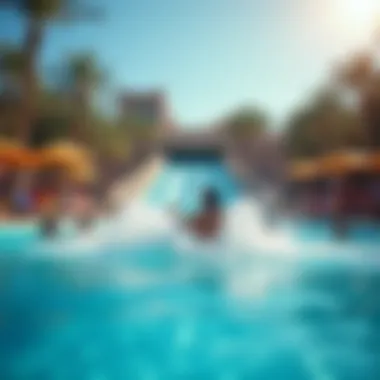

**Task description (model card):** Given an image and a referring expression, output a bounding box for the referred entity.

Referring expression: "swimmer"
[77,207,96,231]
[40,199,59,238]
[178,188,223,240]
[75,194,96,231]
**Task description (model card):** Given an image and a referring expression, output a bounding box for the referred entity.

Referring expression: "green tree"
[284,89,366,159]
[0,0,102,144]
[284,108,322,159]
[91,116,131,160]
[0,45,25,137]
[63,52,104,143]
[117,116,159,158]
[0,44,25,96]
[337,51,380,148]
[29,89,72,147]
[223,106,268,140]
[120,117,157,140]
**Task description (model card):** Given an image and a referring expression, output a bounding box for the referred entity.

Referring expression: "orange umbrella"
[0,139,42,169]
[289,160,321,182]
[0,139,25,164]
[14,151,43,169]
[40,141,91,165]
[317,151,370,177]
[39,141,96,183]
[367,152,380,172]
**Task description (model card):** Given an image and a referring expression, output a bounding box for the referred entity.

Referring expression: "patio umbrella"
[0,138,42,169]
[289,160,321,182]
[317,151,370,178]
[0,138,25,165]
[39,141,96,183]
[367,152,380,172]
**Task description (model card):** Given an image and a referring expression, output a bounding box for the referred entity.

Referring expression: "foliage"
[0,44,27,97]
[0,0,102,145]
[63,53,104,93]
[0,46,157,160]
[284,89,367,159]
[62,52,104,142]
[119,117,158,141]
[223,107,268,140]
[1,0,101,22]
[90,116,131,160]
[337,50,380,148]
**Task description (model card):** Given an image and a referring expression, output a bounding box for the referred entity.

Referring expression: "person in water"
[76,195,96,231]
[40,199,59,238]
[184,188,223,240]
[331,180,348,240]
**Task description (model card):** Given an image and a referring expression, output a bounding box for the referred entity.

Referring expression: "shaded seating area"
[0,139,96,219]
[287,151,380,221]
[286,160,326,217]
[0,139,43,217]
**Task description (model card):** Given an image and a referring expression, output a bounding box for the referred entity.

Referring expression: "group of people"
[39,186,225,241]
[40,191,97,238]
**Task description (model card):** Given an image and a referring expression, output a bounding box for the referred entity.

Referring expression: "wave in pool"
[31,195,380,270]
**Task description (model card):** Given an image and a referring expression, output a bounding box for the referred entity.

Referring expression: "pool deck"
[108,155,163,205]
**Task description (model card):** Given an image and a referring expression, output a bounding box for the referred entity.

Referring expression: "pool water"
[145,161,241,213]
[0,161,379,380]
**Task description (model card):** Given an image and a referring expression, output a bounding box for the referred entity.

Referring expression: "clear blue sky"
[0,0,377,128]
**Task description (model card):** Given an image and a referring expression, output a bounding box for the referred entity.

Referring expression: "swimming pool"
[0,160,379,379]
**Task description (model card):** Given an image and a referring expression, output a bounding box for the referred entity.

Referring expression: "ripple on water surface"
[1,161,380,379]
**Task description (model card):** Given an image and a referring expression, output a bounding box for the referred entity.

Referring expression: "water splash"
[4,164,380,379]
[33,189,380,273]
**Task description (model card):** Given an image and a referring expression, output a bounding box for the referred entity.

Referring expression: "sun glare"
[343,0,380,28]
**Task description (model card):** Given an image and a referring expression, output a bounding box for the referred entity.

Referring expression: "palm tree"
[0,0,102,145]
[0,1,101,212]
[0,45,25,137]
[64,52,103,143]
[0,44,25,96]
[337,51,380,148]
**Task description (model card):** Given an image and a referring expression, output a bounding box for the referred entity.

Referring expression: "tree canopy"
[223,106,268,141]
[284,88,367,159]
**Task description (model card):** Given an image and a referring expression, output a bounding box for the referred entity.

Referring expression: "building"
[119,90,173,132]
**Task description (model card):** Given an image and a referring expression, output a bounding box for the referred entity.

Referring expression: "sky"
[1,0,380,129]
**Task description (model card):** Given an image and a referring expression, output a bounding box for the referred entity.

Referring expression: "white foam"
[29,194,380,279]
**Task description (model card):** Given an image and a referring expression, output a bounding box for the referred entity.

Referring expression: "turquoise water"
[145,162,241,213]
[0,161,380,379]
